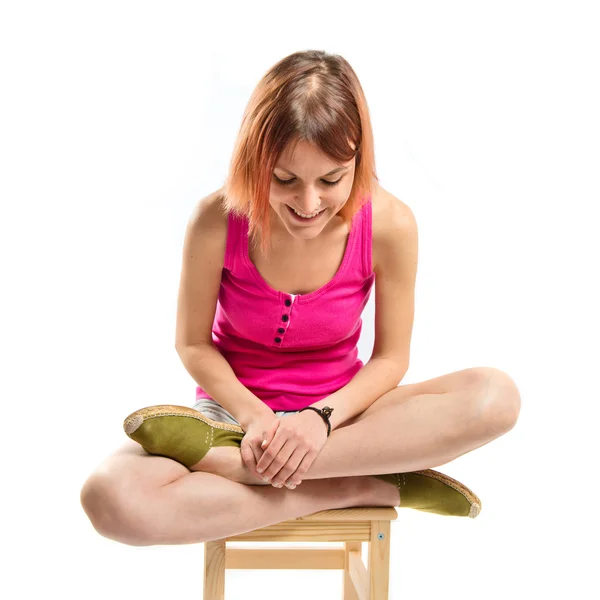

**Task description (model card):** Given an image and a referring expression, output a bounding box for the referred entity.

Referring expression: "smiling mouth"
[287,205,325,219]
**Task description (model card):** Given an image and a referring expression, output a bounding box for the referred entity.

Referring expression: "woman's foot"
[367,475,401,506]
[123,405,245,469]
[124,405,286,487]
[373,470,482,518]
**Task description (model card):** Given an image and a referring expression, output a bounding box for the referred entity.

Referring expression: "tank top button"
[285,299,292,307]
[282,314,289,322]
[277,328,285,334]
[274,337,282,343]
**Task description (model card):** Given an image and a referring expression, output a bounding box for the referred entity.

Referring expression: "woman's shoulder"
[189,187,229,232]
[185,187,229,264]
[371,183,416,272]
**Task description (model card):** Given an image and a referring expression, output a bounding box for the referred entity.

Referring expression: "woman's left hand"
[255,410,328,488]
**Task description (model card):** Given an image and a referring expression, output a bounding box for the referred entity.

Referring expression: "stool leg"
[343,542,361,600]
[369,521,391,600]
[204,540,226,600]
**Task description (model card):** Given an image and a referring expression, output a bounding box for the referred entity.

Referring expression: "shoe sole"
[123,404,245,436]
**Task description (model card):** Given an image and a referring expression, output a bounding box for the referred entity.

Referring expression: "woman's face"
[269,139,356,241]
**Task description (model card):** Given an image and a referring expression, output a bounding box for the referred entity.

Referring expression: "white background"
[1,1,599,598]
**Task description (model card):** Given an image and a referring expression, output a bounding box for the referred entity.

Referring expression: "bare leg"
[80,440,398,547]
[144,471,395,546]
[256,370,519,483]
[196,368,520,487]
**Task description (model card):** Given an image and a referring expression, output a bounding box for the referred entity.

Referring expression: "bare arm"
[174,190,272,429]
[176,343,272,429]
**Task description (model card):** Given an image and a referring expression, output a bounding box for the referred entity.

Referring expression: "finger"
[266,441,297,485]
[261,419,280,450]
[240,438,258,473]
[258,435,289,479]
[243,435,266,474]
[259,437,294,481]
[246,421,281,476]
[271,447,306,487]
[256,428,286,474]
[286,449,317,486]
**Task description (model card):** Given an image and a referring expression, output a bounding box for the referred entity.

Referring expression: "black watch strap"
[299,406,334,437]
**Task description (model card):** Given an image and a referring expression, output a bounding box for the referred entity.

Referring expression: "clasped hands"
[240,409,328,489]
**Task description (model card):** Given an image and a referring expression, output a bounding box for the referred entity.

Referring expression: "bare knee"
[80,474,150,546]
[473,367,521,435]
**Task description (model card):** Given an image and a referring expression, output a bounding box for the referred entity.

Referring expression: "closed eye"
[273,175,343,187]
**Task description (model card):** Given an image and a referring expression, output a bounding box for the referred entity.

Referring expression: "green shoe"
[123,405,245,468]
[374,469,482,518]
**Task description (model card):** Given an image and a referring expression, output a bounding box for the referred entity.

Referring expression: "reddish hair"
[220,49,379,257]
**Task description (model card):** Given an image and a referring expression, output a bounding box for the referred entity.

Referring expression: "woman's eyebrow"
[274,166,349,178]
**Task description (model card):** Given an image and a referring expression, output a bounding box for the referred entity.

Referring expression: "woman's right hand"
[240,411,281,480]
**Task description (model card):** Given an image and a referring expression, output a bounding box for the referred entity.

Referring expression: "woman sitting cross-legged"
[80,50,521,548]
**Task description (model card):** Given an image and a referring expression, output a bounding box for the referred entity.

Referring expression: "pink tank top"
[195,195,376,411]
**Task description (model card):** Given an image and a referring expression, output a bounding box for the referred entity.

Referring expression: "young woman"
[80,50,521,547]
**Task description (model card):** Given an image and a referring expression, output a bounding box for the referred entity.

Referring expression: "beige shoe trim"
[123,404,245,436]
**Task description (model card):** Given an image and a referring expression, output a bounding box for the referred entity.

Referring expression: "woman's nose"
[296,190,322,213]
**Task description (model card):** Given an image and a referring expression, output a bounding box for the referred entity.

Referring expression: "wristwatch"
[299,406,334,437]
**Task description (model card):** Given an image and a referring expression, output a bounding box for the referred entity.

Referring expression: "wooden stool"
[203,506,398,600]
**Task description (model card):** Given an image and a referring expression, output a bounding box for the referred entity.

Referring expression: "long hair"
[221,50,379,257]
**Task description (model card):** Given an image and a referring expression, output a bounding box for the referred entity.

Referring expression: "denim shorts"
[192,398,299,427]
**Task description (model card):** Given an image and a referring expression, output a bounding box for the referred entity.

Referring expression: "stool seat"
[204,506,398,600]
